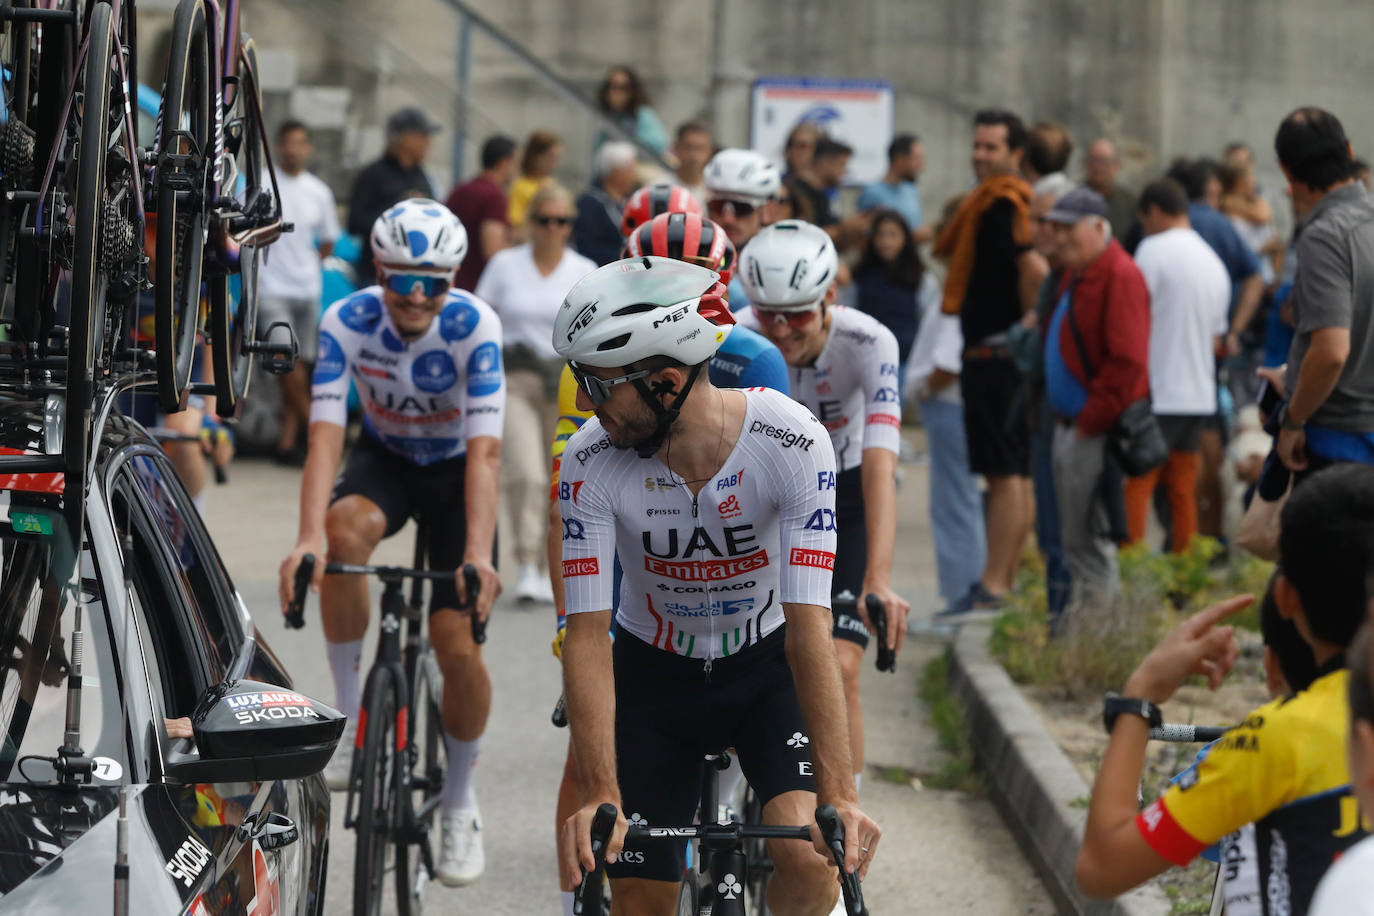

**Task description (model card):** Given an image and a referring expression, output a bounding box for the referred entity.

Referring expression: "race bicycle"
[1149,722,1230,916]
[286,524,486,916]
[835,592,895,673]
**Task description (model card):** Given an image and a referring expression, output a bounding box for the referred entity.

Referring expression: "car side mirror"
[163,679,345,784]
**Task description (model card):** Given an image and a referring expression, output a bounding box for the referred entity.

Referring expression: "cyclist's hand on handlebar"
[558,800,626,891]
[458,555,501,622]
[814,801,881,881]
[279,541,324,615]
[859,581,909,655]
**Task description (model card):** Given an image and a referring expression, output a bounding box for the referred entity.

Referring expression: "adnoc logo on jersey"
[873,387,900,403]
[412,351,458,393]
[313,332,346,384]
[466,342,502,396]
[441,300,480,341]
[338,294,383,333]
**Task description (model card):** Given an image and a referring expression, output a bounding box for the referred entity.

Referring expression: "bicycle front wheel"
[354,675,400,916]
[396,652,444,916]
[154,0,211,412]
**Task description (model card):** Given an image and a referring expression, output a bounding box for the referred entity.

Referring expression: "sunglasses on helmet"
[384,272,453,298]
[569,363,652,407]
[752,302,821,328]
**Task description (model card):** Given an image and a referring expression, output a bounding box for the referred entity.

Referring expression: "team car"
[0,395,342,915]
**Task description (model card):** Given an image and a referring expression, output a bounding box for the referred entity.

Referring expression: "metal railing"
[438,0,672,181]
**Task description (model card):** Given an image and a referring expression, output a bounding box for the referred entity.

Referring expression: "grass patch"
[917,650,984,793]
[989,538,1273,700]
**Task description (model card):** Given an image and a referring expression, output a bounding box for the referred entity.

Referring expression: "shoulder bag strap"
[1064,278,1096,382]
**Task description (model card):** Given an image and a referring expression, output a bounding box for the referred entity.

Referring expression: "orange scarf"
[932,173,1034,315]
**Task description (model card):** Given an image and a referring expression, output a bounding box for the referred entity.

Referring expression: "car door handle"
[235,810,300,850]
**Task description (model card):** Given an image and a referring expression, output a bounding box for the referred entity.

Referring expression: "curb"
[948,623,1170,916]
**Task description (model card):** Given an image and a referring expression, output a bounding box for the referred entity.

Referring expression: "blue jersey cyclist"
[278,198,503,888]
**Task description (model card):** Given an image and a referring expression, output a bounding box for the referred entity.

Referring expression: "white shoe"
[323,718,356,790]
[515,564,547,604]
[437,807,484,886]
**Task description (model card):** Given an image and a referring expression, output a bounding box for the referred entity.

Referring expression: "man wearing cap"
[1041,187,1149,610]
[347,106,441,286]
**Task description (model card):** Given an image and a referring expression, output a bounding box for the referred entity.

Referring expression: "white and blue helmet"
[370,198,469,273]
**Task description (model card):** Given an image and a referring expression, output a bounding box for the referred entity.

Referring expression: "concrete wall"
[168,0,1374,229]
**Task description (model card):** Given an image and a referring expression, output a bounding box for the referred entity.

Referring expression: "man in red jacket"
[1041,188,1150,610]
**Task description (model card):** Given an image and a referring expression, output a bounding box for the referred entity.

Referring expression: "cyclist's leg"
[832,466,870,790]
[732,633,838,915]
[607,630,709,914]
[761,791,837,916]
[162,343,212,504]
[424,455,492,812]
[323,439,408,715]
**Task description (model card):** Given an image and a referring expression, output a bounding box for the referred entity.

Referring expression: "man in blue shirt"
[858,134,930,243]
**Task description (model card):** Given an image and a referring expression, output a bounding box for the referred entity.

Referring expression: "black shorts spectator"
[961,356,1030,476]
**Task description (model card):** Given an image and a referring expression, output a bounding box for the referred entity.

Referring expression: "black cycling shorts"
[608,628,816,882]
[831,466,870,648]
[331,435,491,613]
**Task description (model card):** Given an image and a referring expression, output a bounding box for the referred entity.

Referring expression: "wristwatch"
[1102,692,1162,734]
[1278,403,1305,431]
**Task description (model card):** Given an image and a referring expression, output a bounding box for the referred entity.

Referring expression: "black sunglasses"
[534,215,573,227]
[708,198,758,219]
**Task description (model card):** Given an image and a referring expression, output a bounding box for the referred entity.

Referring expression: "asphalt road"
[202,446,1055,915]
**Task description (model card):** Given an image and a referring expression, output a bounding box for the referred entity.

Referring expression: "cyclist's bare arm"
[279,420,345,610]
[559,609,625,885]
[460,434,503,618]
[859,447,906,652]
[1075,712,1171,896]
[783,601,880,875]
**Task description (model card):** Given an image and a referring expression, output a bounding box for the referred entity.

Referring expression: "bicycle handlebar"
[834,594,896,673]
[576,803,866,914]
[1149,723,1230,743]
[284,555,485,642]
[816,804,867,915]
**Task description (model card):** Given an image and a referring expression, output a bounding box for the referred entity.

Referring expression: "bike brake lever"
[552,693,568,728]
[575,803,618,915]
[285,554,314,629]
[866,595,896,673]
[463,564,486,644]
[815,804,867,915]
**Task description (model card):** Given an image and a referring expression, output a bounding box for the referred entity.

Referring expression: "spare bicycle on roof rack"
[0,0,295,534]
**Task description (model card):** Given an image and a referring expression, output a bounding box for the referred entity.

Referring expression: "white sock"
[561,891,576,916]
[853,772,863,794]
[443,734,481,812]
[325,639,363,720]
[718,755,746,810]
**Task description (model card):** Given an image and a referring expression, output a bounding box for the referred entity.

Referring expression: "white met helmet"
[738,220,838,309]
[370,198,469,273]
[704,148,781,204]
[553,257,733,369]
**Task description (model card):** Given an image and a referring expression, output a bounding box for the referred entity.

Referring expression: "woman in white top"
[1309,623,1374,915]
[475,184,597,602]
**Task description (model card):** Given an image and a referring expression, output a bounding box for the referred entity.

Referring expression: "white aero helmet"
[370,198,469,273]
[738,219,838,309]
[704,148,781,204]
[553,257,733,369]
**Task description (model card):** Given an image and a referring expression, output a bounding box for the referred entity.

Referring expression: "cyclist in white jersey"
[278,199,503,887]
[554,256,879,915]
[736,220,910,793]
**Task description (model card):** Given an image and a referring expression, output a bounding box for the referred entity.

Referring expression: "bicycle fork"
[344,581,412,833]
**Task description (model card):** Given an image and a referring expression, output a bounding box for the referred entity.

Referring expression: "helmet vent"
[597,334,631,351]
[611,303,658,317]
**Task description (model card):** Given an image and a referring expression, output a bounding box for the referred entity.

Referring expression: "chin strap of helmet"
[630,363,704,459]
